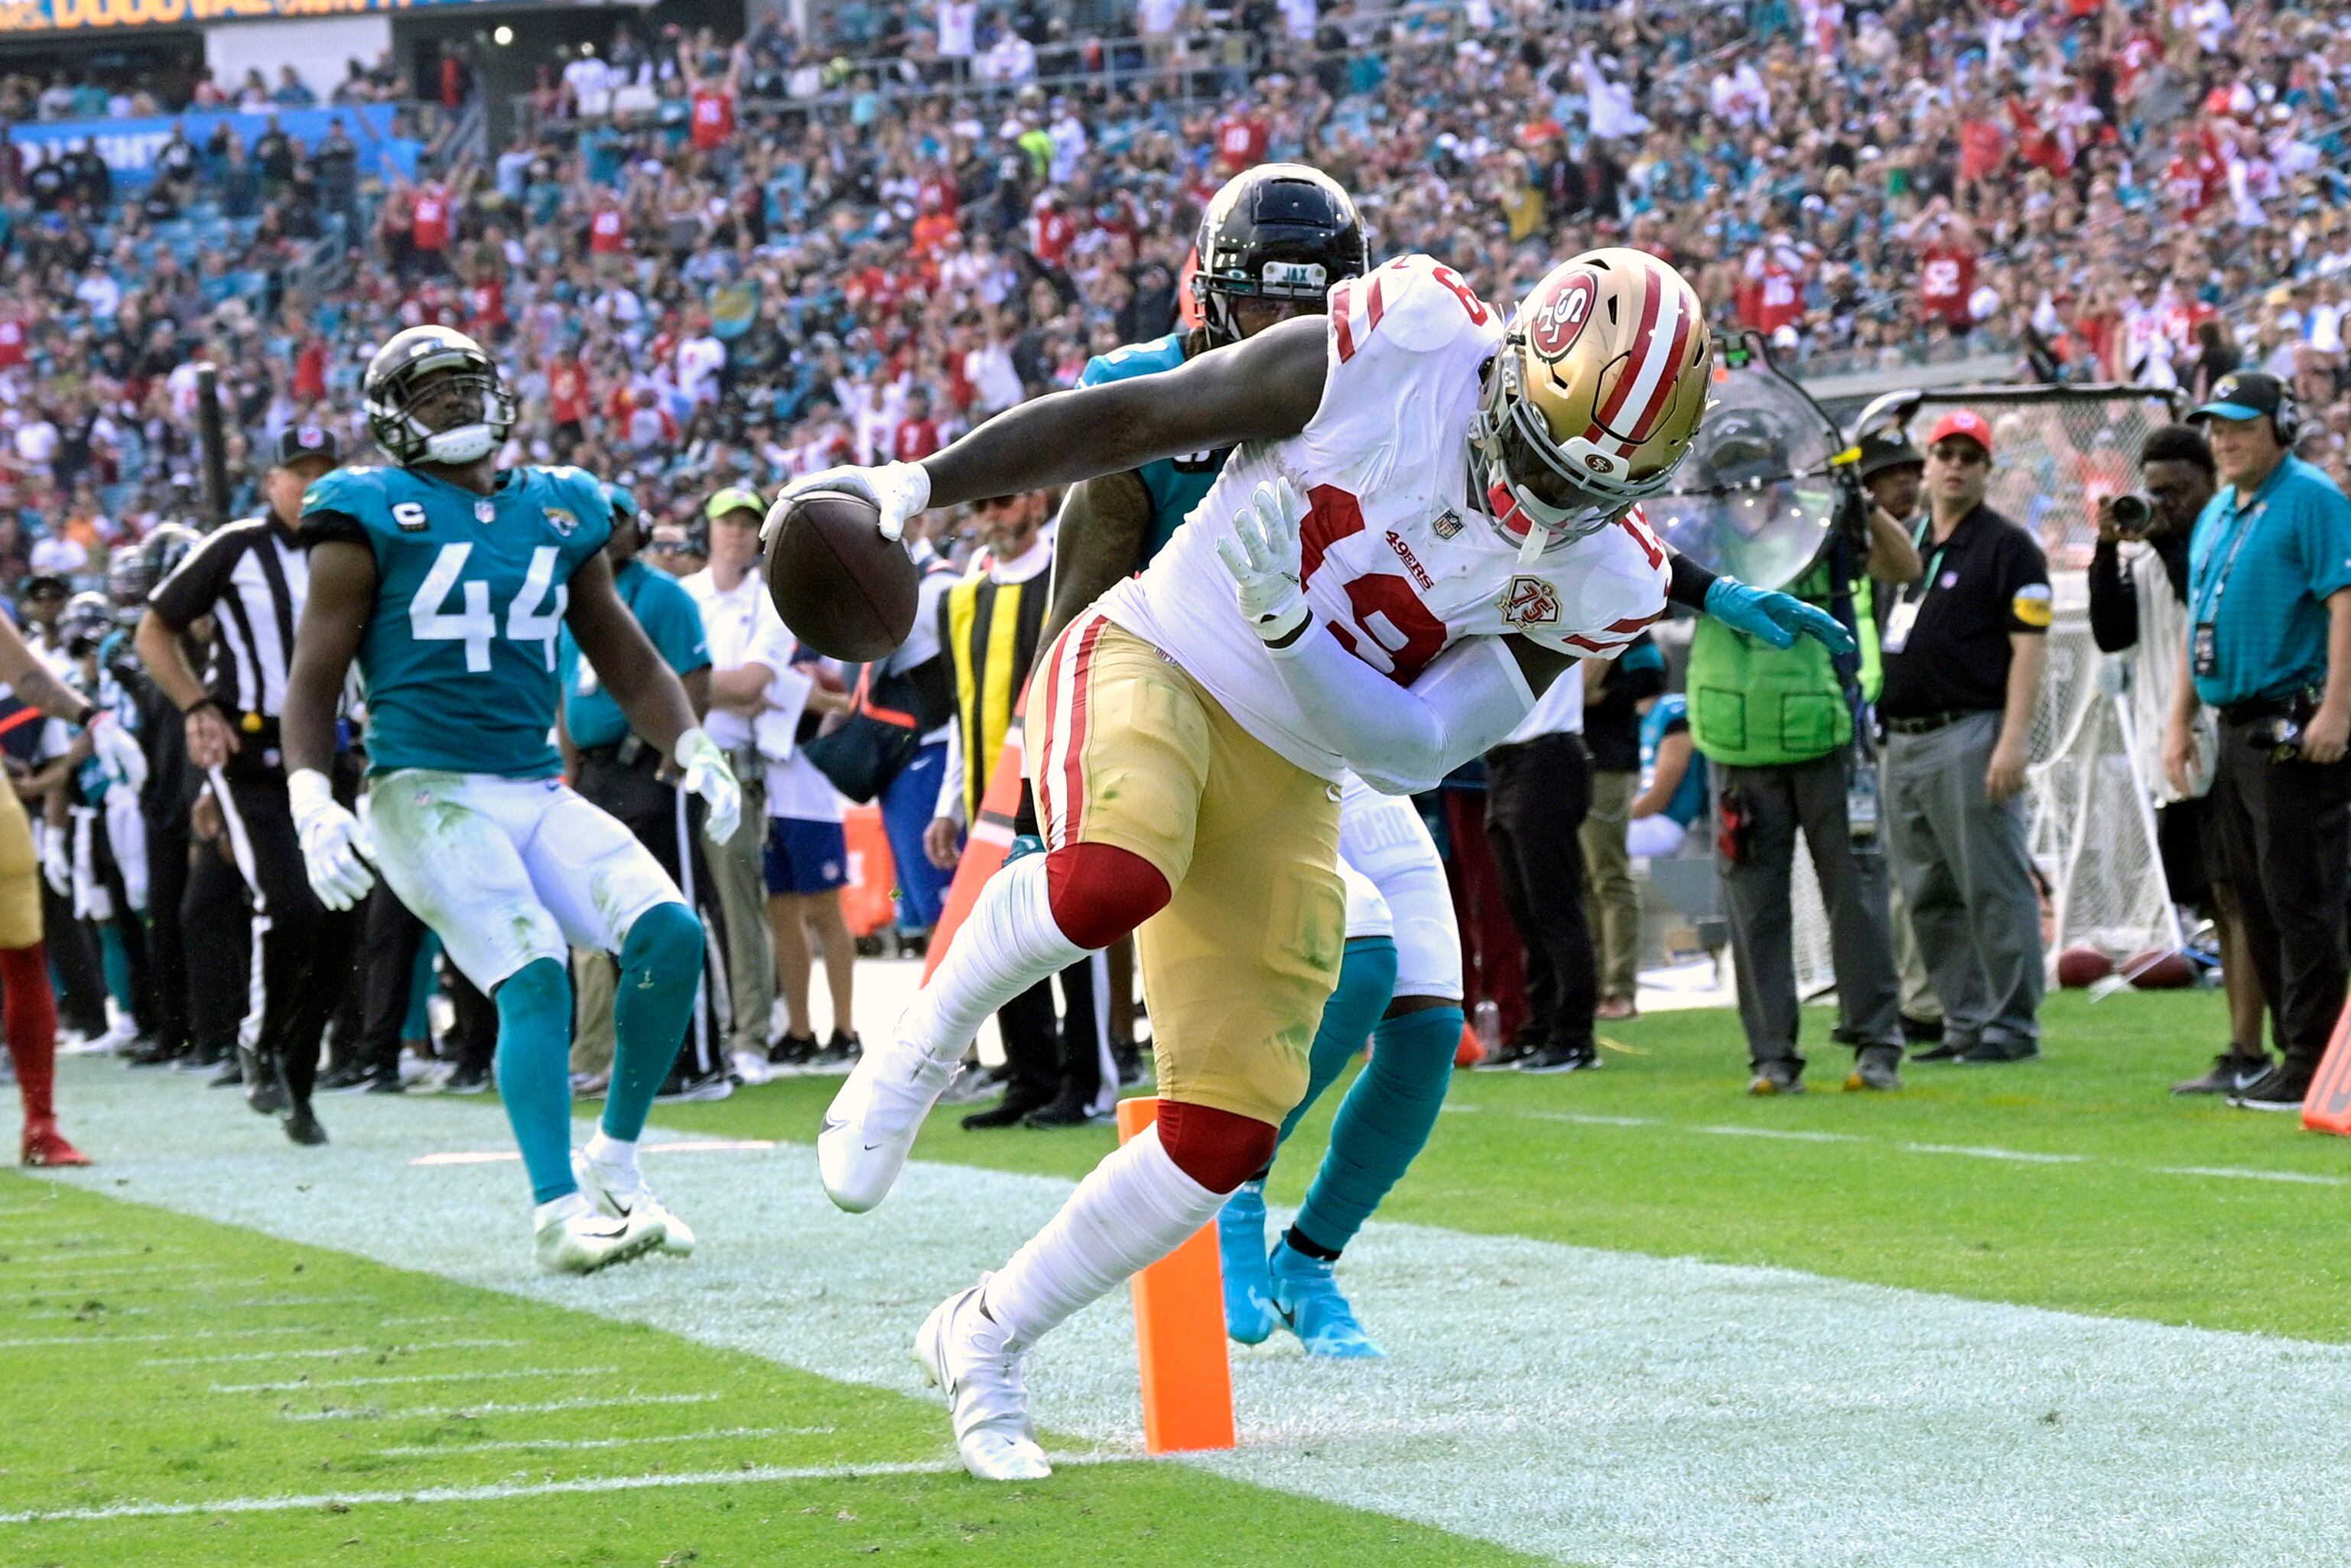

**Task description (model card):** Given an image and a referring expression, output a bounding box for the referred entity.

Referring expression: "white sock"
[905,854,1086,1062]
[584,1130,638,1174]
[980,1125,1225,1347]
[533,1192,590,1228]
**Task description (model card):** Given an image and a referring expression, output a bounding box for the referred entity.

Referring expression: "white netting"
[1788,385,2185,998]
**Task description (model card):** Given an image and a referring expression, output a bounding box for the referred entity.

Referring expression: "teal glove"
[1703,577,1858,657]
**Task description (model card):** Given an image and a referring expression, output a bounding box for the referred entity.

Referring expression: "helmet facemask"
[366,345,515,467]
[1472,346,1678,562]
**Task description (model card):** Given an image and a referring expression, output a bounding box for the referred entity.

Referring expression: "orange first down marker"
[1114,1097,1237,1455]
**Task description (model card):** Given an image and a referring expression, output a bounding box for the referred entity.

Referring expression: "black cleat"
[281,1103,329,1147]
[2229,1062,2316,1113]
[961,1088,1055,1130]
[767,1033,817,1069]
[1952,1039,2040,1065]
[1023,1094,1110,1129]
[440,1063,493,1095]
[2174,1052,2270,1095]
[1518,1041,1600,1075]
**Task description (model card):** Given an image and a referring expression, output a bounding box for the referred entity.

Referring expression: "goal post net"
[1786,382,2189,1000]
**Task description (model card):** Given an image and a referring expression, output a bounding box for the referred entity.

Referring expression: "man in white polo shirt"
[680,489,796,1072]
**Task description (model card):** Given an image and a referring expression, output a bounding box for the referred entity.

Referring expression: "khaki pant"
[1886,864,1943,1024]
[0,781,42,948]
[1579,769,1640,1002]
[570,949,618,1075]
[1027,613,1345,1125]
[708,773,774,1055]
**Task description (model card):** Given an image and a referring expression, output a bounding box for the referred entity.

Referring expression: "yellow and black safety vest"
[942,564,1052,824]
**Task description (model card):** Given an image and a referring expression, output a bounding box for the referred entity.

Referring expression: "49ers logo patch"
[1527,272,1598,361]
[1502,575,1561,629]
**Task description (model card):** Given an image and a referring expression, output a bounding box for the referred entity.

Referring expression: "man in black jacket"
[2088,423,2268,1093]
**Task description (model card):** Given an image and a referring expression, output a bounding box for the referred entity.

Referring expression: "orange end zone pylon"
[1114,1097,1237,1456]
[2301,999,2351,1133]
[922,702,1029,984]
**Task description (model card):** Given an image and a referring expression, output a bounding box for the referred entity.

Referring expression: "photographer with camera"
[2164,372,2351,1113]
[2089,425,2271,1096]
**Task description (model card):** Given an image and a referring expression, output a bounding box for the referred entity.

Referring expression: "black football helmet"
[1192,163,1369,348]
[363,324,515,467]
[57,591,113,656]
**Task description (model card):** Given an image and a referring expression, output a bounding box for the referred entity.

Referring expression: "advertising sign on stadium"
[9,102,418,184]
[0,0,476,31]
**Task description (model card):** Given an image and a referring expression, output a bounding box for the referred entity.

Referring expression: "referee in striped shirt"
[135,425,359,1147]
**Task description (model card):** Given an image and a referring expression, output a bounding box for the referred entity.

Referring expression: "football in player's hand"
[764,490,919,662]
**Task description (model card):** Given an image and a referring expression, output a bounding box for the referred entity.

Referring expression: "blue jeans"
[880,740,951,932]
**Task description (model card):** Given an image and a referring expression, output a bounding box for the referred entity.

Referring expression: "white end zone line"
[279,1391,722,1423]
[410,1139,776,1168]
[146,1339,523,1366]
[0,1453,1130,1525]
[214,1364,616,1394]
[369,1423,837,1456]
[1449,1102,2343,1182]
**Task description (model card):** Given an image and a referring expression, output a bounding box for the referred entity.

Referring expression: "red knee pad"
[1044,843,1169,951]
[1155,1100,1278,1194]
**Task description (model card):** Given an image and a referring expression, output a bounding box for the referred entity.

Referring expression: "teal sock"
[404,932,443,1042]
[1277,937,1399,1147]
[1292,1002,1462,1257]
[603,901,702,1143]
[493,958,578,1204]
[99,922,131,1013]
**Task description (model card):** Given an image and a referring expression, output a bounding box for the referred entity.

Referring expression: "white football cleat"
[571,1148,695,1257]
[533,1193,667,1275]
[914,1278,1052,1482]
[818,1017,962,1212]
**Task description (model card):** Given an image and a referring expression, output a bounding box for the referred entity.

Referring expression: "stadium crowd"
[9,0,2351,1145]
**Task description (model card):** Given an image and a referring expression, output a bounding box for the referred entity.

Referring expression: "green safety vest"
[1687,561,1880,767]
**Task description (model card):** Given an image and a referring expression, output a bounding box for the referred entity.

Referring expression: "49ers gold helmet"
[1471,247,1712,553]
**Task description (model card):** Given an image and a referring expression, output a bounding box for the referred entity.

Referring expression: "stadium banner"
[0,0,476,31]
[9,102,418,185]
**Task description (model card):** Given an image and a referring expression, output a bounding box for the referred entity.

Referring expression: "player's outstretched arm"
[769,315,1329,542]
[282,538,379,909]
[1041,470,1153,647]
[0,611,95,727]
[567,551,742,844]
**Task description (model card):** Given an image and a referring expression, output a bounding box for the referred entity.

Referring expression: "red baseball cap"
[1927,409,1995,457]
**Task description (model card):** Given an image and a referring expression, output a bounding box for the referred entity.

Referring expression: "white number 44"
[410,543,567,672]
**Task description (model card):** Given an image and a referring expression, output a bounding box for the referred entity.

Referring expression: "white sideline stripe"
[0,1455,1124,1524]
[2156,1164,2351,1186]
[411,1138,775,1168]
[34,1052,2351,1568]
[1452,1102,2330,1181]
[213,1364,615,1394]
[279,1392,722,1424]
[3,1261,227,1280]
[2,1326,382,1348]
[1,1246,180,1261]
[369,1423,835,1456]
[147,1339,523,1367]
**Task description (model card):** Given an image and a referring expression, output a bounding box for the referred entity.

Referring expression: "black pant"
[358,881,495,1076]
[214,764,362,1107]
[43,880,107,1039]
[1484,733,1598,1050]
[575,751,728,1083]
[144,807,193,1055]
[996,957,1102,1106]
[2210,720,2351,1066]
[185,838,251,1058]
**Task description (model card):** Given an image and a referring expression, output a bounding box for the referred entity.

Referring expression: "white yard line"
[27,1056,2351,1568]
[369,1423,835,1456]
[278,1392,722,1423]
[213,1364,615,1394]
[145,1340,523,1367]
[2154,1164,2351,1186]
[0,1455,1124,1524]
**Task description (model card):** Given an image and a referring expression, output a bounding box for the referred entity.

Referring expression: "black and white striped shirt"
[147,515,309,720]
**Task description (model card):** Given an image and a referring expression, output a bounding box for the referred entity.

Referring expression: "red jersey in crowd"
[0,317,24,370]
[589,204,627,255]
[548,357,588,426]
[1214,111,1269,174]
[891,415,941,463]
[411,182,452,252]
[292,336,327,402]
[1739,240,1807,334]
[1027,205,1077,268]
[690,83,736,151]
[466,277,506,335]
[2165,141,2223,216]
[1919,240,1976,329]
[1959,115,2006,182]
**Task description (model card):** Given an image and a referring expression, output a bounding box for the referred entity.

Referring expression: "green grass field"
[6,985,2347,1566]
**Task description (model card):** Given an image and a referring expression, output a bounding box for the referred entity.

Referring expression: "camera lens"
[2112,493,2154,531]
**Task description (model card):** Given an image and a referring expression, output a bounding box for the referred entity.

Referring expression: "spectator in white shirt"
[938,0,978,61]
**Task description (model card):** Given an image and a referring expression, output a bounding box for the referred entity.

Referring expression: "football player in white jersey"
[769,245,1850,1480]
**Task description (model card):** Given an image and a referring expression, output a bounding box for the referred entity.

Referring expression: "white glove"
[1213,477,1313,645]
[288,767,375,912]
[39,822,68,898]
[675,727,742,847]
[87,711,147,795]
[761,460,932,545]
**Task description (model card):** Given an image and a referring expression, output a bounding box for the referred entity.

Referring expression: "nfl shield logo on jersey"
[1502,575,1561,630]
[543,506,579,538]
[1432,509,1463,539]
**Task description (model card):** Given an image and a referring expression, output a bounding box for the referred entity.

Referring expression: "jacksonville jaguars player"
[1046,164,1461,1358]
[278,325,742,1275]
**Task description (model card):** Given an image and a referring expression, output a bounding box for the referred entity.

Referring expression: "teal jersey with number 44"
[301,464,614,779]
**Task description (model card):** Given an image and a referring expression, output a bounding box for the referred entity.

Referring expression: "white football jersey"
[1099,252,1671,781]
